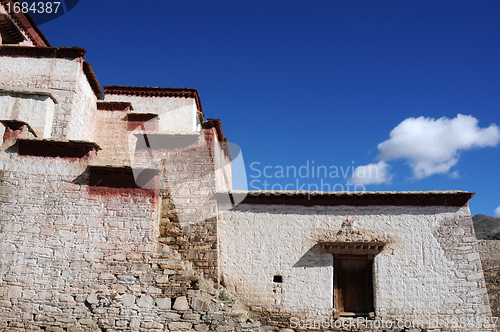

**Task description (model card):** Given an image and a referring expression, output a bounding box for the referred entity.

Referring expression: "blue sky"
[40,0,499,217]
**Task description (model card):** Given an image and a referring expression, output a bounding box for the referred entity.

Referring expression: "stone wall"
[0,147,248,331]
[219,203,494,330]
[64,62,98,142]
[478,240,500,330]
[93,102,135,166]
[153,130,221,282]
[0,55,97,140]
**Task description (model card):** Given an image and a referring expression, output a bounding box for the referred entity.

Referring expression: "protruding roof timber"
[0,0,50,46]
[0,13,25,43]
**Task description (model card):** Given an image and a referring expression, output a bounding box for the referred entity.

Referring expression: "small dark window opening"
[273,275,283,283]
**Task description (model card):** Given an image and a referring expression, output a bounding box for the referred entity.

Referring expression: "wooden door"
[334,254,373,315]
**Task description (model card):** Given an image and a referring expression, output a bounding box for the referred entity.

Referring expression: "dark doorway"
[334,254,374,316]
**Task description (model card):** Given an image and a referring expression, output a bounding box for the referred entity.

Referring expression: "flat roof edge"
[219,190,475,207]
[0,45,86,58]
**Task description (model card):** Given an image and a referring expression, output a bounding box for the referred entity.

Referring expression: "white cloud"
[377,114,500,179]
[447,170,460,179]
[351,161,392,185]
[494,206,500,218]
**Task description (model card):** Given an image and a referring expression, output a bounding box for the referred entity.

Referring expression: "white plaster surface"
[219,204,491,324]
[0,56,96,140]
[104,94,199,133]
[0,92,55,137]
[64,65,97,142]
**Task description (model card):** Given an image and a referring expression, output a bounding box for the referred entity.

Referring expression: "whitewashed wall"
[0,56,97,141]
[0,92,55,137]
[219,203,491,325]
[104,94,199,133]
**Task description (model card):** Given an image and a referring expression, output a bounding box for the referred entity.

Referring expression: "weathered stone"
[122,294,136,307]
[78,319,95,325]
[147,286,162,294]
[7,286,22,299]
[56,317,77,324]
[136,294,154,308]
[155,275,169,283]
[168,322,192,330]
[183,313,201,320]
[191,298,210,311]
[195,323,210,332]
[86,290,98,304]
[173,296,190,310]
[155,297,171,309]
[141,321,164,329]
[164,312,182,319]
[99,272,115,280]
[161,264,186,271]
[35,314,55,322]
[231,303,247,315]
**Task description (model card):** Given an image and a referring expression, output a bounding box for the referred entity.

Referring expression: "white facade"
[219,191,493,329]
[104,94,200,133]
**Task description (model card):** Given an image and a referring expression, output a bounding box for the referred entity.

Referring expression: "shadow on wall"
[228,204,463,216]
[293,244,333,268]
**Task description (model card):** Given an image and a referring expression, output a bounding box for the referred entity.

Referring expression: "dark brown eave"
[88,165,159,190]
[88,165,159,174]
[0,13,25,43]
[0,45,86,58]
[1,0,50,46]
[319,242,387,255]
[82,61,103,99]
[126,113,158,121]
[202,118,231,160]
[97,101,134,111]
[133,133,199,150]
[0,119,36,136]
[23,8,50,46]
[224,191,475,207]
[103,86,204,123]
[17,138,101,158]
[203,118,227,143]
